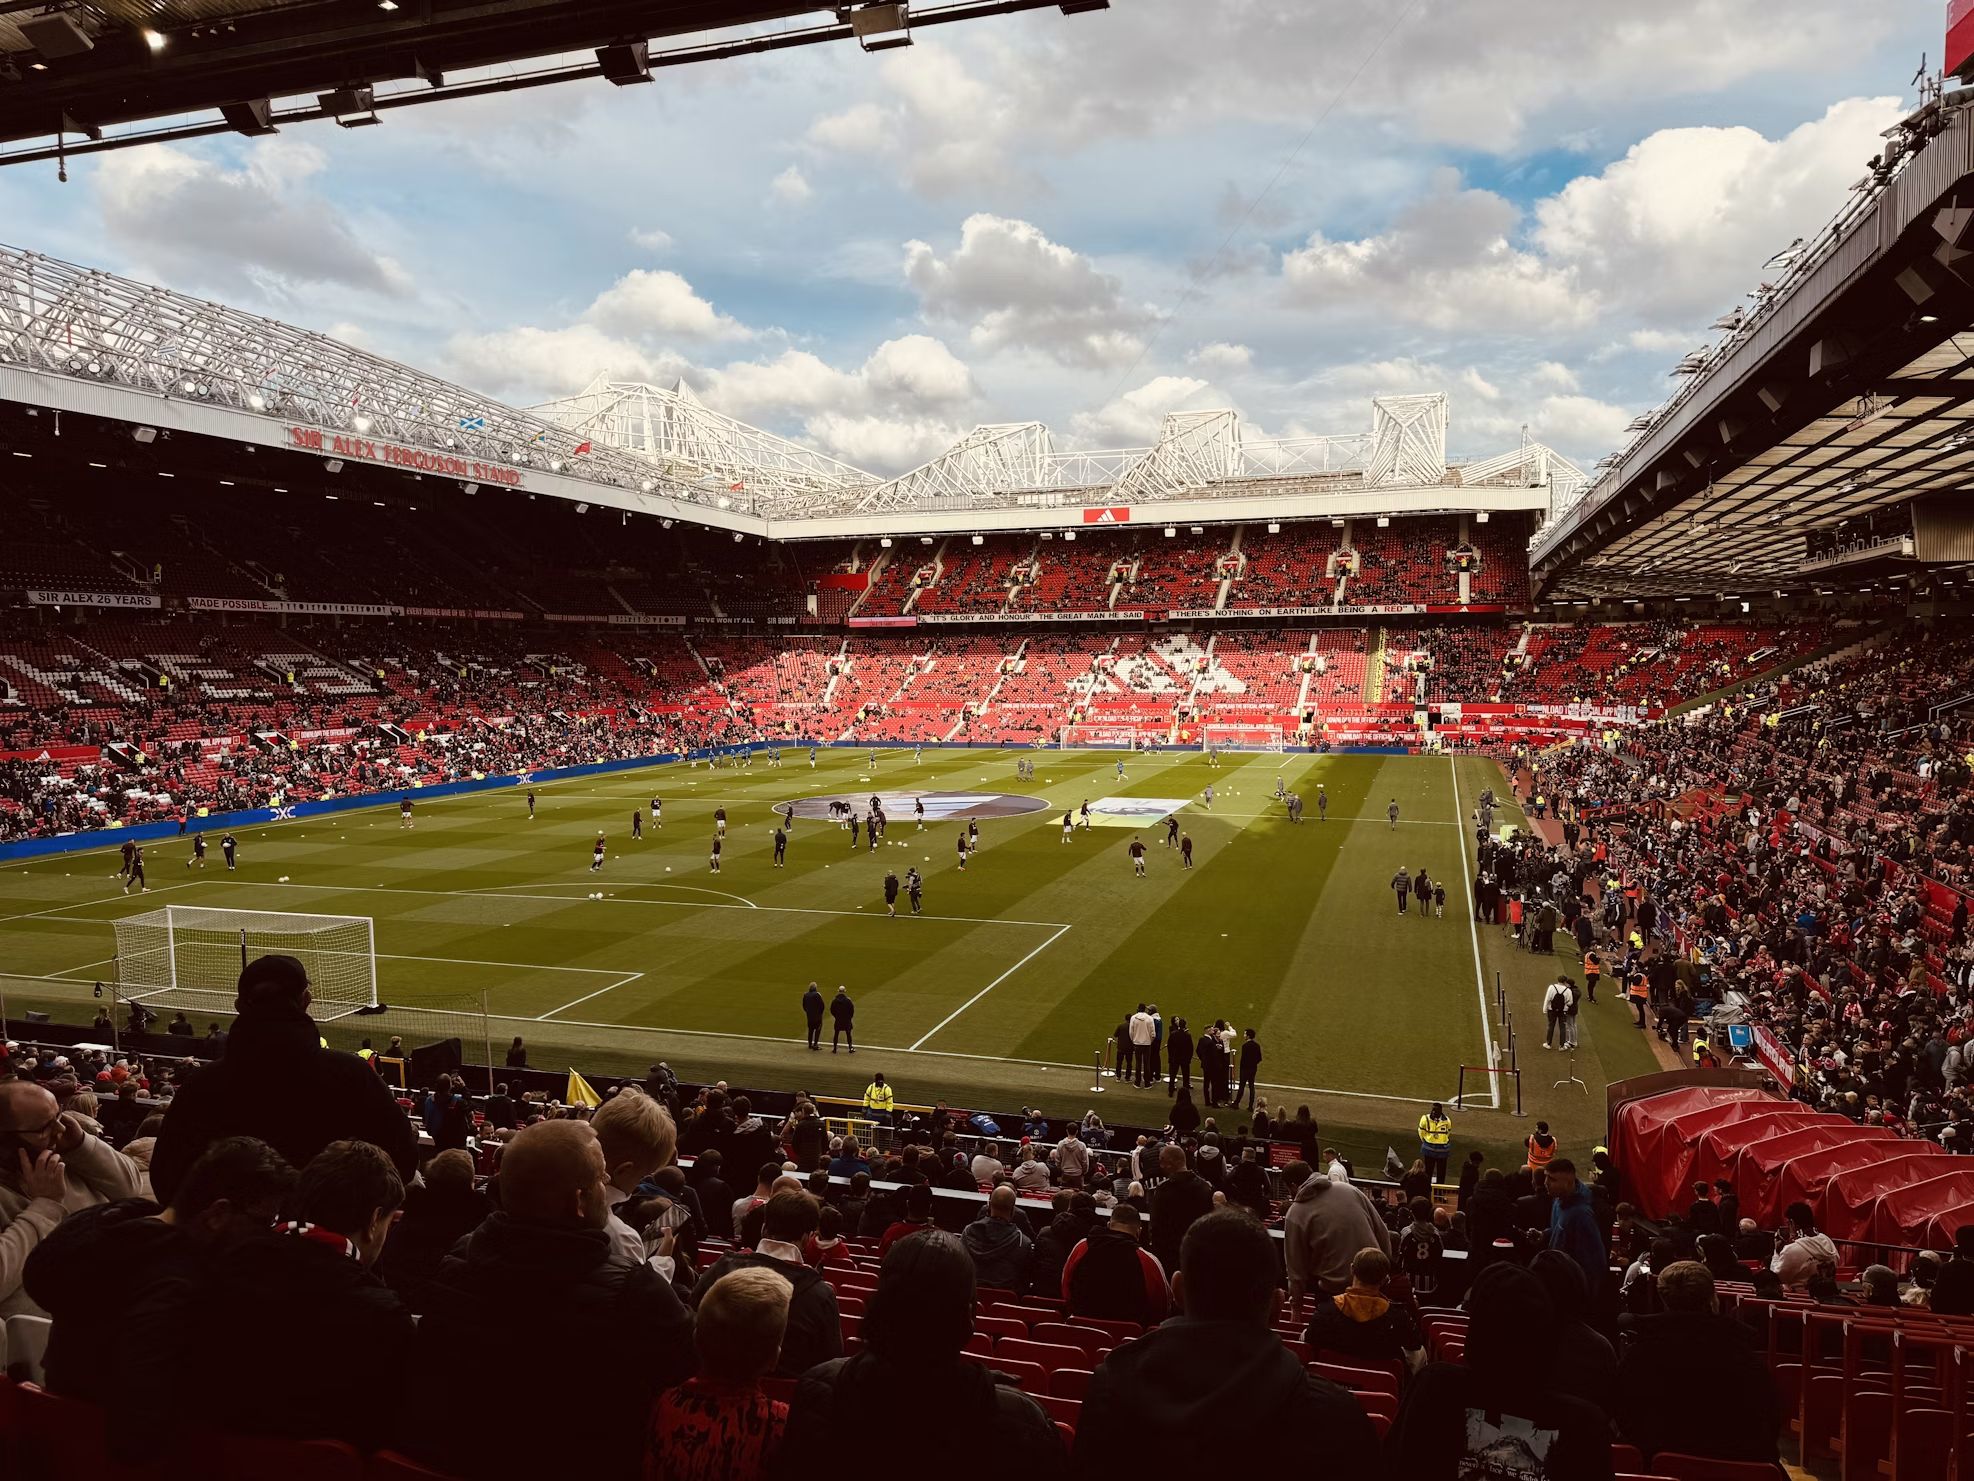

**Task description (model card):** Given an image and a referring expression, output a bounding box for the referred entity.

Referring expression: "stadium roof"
[1532,86,1974,602]
[0,241,1579,539]
[0,0,1106,166]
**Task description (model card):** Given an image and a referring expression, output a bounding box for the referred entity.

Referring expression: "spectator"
[880,1181,937,1256]
[1545,1157,1609,1299]
[739,1175,804,1249]
[1149,1142,1214,1274]
[1282,1159,1391,1300]
[1009,1144,1051,1192]
[720,1094,777,1172]
[1304,1245,1423,1364]
[149,953,415,1205]
[1388,1263,1615,1480]
[1032,1189,1100,1299]
[1398,1194,1446,1298]
[101,1081,146,1148]
[1052,1126,1091,1185]
[1063,1201,1168,1325]
[806,1203,853,1268]
[205,1140,413,1453]
[414,1119,695,1480]
[0,1078,149,1314]
[506,1036,529,1067]
[378,1147,491,1306]
[24,1135,294,1407]
[594,1089,679,1268]
[962,1184,1034,1294]
[734,1159,784,1236]
[970,1138,1006,1185]
[1616,1260,1779,1464]
[647,1265,791,1481]
[1929,1225,1974,1314]
[827,1138,870,1179]
[1772,1200,1839,1287]
[1076,1209,1380,1471]
[1861,1264,1901,1308]
[690,1148,735,1241]
[772,1230,1065,1479]
[1529,1248,1617,1417]
[1732,1215,1773,1264]
[1227,1144,1270,1222]
[695,1189,842,1378]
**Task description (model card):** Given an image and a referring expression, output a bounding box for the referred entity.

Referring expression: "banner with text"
[917,609,1144,625]
[27,590,161,610]
[185,596,400,617]
[286,425,527,487]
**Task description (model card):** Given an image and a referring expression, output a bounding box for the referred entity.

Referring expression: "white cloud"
[1188,341,1253,372]
[443,324,687,401]
[1070,375,1223,445]
[803,412,965,471]
[1460,367,1502,401]
[805,43,1032,196]
[628,226,675,252]
[1531,361,1580,391]
[905,213,1156,368]
[769,166,813,205]
[1280,99,1901,337]
[94,140,412,300]
[1525,393,1634,452]
[583,268,748,341]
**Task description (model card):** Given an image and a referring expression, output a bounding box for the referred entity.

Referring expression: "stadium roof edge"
[1531,89,1974,601]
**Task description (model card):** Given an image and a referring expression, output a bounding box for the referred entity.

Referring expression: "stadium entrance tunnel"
[777,790,1051,822]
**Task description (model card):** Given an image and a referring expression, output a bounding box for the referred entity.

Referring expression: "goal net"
[1201,723,1286,752]
[113,906,378,1023]
[1061,723,1164,750]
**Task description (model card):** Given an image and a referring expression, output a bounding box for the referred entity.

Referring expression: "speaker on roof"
[18,12,92,58]
[220,99,277,137]
[597,41,651,84]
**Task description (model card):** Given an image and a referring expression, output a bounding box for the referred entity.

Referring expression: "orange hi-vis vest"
[1526,1134,1556,1171]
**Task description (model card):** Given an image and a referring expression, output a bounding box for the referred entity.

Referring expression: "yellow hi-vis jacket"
[862,1080,895,1116]
[1419,1114,1451,1149]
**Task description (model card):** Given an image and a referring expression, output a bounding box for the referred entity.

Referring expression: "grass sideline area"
[0,747,1657,1171]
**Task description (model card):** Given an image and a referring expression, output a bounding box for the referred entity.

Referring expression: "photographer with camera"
[0,1078,149,1315]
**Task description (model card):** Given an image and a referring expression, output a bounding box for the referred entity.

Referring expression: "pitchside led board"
[1954,0,1974,80]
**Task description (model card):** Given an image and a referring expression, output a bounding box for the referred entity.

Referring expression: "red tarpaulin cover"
[1634,1100,1811,1216]
[1774,1138,1946,1225]
[1865,1171,1974,1248]
[1824,1152,1964,1242]
[1693,1109,1827,1188]
[1612,1087,1774,1180]
[1732,1122,1897,1227]
[1920,1201,1974,1251]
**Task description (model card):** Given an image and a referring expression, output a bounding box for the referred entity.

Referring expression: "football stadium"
[1,1,1973,1477]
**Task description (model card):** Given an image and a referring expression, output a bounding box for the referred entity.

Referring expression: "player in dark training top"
[185,832,207,870]
[773,826,788,866]
[221,833,237,870]
[123,845,147,894]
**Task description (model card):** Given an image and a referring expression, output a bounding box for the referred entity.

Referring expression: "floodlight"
[1475,510,1489,523]
[851,3,911,51]
[1163,526,1176,538]
[1377,515,1391,527]
[324,458,344,473]
[1266,522,1280,534]
[131,426,157,444]
[972,534,984,544]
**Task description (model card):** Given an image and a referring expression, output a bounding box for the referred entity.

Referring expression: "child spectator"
[1304,1246,1421,1365]
[646,1265,791,1480]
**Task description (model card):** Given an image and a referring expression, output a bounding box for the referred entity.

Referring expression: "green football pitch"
[0,748,1658,1169]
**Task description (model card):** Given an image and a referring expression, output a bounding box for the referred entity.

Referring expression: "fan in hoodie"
[1282,1162,1392,1300]
[1387,1262,1616,1481]
[1771,1200,1840,1287]
[1074,1208,1380,1473]
[1303,1246,1422,1364]
[962,1185,1034,1295]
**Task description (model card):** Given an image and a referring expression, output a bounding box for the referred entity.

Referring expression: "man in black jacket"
[1148,1143,1213,1276]
[24,1136,296,1410]
[802,981,826,1050]
[1031,1191,1100,1301]
[413,1119,695,1479]
[1075,1209,1379,1472]
[694,1188,842,1378]
[1235,1029,1263,1111]
[203,1139,414,1454]
[830,985,856,1052]
[1616,1260,1781,1464]
[149,953,415,1204]
[1165,1017,1193,1095]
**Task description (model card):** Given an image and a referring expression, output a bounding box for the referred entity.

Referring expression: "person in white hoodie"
[1771,1201,1839,1287]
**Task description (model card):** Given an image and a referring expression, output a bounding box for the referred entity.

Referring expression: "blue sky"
[0,0,1944,474]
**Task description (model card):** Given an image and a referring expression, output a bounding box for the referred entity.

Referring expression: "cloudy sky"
[0,0,1941,475]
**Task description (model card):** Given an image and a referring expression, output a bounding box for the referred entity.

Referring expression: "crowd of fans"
[4,938,1897,1479]
[1516,618,1974,1150]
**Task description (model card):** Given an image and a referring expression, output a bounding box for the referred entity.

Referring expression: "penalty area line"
[536,971,647,1022]
[908,922,1072,1052]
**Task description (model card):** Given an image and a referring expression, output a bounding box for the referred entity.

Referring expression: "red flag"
[572,440,592,455]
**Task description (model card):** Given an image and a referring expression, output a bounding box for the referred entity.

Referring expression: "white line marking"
[482,882,760,909]
[220,878,1070,930]
[0,881,200,926]
[537,972,646,1021]
[1449,755,1502,1109]
[377,952,629,976]
[909,922,1072,1051]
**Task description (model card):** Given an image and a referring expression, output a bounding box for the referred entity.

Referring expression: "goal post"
[1201,722,1286,753]
[1060,723,1165,750]
[113,905,379,1022]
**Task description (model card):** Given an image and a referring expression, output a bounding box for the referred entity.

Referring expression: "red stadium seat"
[1611,1444,1645,1472]
[975,1314,1029,1343]
[1049,1367,1095,1400]
[1647,1456,1789,1481]
[1311,1360,1399,1399]
[1032,1393,1081,1426]
[1030,1323,1110,1361]
[215,1434,365,1481]
[1066,1315,1142,1342]
[1349,1389,1396,1420]
[961,1352,1047,1392]
[964,1333,994,1357]
[994,1338,1085,1373]
[7,1383,137,1478]
[1055,1420,1075,1449]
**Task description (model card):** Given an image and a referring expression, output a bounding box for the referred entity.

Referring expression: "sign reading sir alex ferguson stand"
[286,426,527,488]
